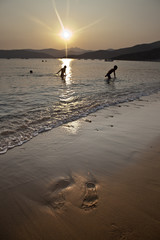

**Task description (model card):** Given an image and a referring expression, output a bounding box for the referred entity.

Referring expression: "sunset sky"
[0,0,160,50]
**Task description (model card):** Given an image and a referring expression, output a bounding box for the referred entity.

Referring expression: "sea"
[0,58,160,154]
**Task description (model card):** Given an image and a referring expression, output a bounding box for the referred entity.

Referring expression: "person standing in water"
[105,65,118,80]
[56,65,67,79]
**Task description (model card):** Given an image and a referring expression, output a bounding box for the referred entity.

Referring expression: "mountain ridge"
[0,47,91,59]
[0,41,160,61]
[67,41,160,60]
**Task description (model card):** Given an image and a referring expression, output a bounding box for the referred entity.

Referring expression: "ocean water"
[0,58,160,154]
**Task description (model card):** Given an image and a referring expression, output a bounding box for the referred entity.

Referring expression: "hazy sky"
[0,0,160,50]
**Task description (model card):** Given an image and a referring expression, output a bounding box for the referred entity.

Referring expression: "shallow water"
[0,58,160,154]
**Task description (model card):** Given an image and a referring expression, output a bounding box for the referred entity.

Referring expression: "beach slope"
[0,93,160,240]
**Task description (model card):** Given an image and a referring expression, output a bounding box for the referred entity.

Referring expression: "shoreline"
[0,92,160,239]
[1,89,160,156]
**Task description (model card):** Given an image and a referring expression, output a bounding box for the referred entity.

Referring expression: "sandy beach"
[0,92,160,240]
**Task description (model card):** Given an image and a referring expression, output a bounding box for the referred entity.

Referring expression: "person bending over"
[105,65,118,80]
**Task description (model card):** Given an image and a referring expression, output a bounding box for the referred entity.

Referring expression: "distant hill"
[0,48,91,59]
[68,47,92,55]
[0,41,159,60]
[29,47,91,58]
[68,41,160,61]
[114,47,160,61]
[30,49,64,58]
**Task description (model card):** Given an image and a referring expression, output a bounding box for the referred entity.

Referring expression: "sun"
[61,29,72,40]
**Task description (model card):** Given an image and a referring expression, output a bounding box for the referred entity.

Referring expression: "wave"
[0,88,159,155]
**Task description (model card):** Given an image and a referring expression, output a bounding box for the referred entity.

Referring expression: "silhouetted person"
[56,65,67,79]
[105,65,118,80]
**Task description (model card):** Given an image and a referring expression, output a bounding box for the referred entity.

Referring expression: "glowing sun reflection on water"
[60,58,73,85]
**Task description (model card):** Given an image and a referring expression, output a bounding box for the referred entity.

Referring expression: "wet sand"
[0,93,160,240]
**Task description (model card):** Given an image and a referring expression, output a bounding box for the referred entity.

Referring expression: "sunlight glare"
[60,58,73,84]
[61,29,72,40]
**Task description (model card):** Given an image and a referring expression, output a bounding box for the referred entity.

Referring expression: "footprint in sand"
[81,182,98,210]
[43,178,73,210]
[43,192,65,210]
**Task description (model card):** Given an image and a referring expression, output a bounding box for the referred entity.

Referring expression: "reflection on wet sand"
[62,120,81,134]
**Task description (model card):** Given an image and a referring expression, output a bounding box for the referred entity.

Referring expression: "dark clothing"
[60,67,66,78]
[105,65,118,79]
[57,66,66,78]
[106,68,115,79]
